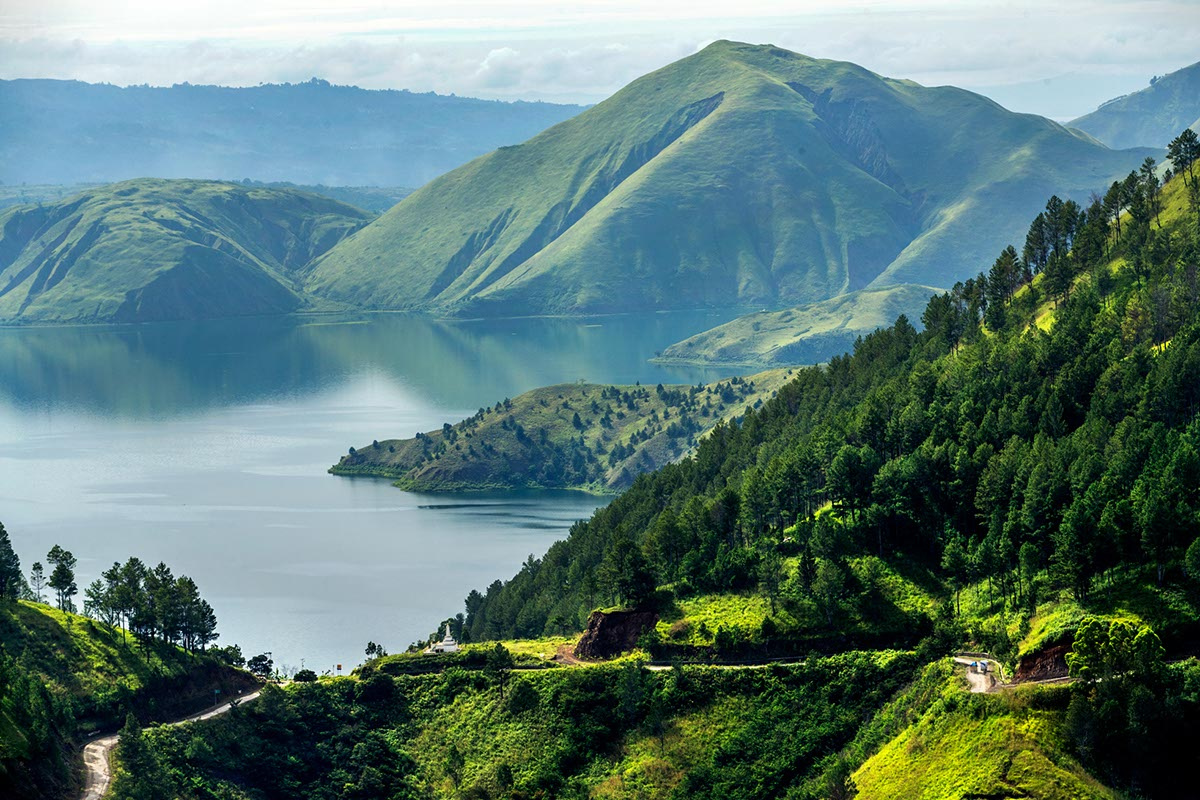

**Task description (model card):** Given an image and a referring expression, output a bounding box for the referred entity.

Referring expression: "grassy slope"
[331,369,793,492]
[1069,60,1200,149]
[655,283,941,367]
[0,178,371,323]
[0,600,254,799]
[852,679,1115,800]
[307,40,1150,318]
[0,600,253,731]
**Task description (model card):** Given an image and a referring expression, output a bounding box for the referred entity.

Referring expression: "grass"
[0,178,371,324]
[654,284,943,367]
[332,368,792,492]
[0,601,182,701]
[852,676,1117,800]
[306,40,1150,320]
[1068,59,1200,149]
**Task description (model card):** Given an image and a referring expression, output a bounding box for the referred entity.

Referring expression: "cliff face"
[574,609,659,660]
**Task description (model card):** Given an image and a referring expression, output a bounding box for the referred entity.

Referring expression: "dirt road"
[80,688,261,800]
[952,657,999,693]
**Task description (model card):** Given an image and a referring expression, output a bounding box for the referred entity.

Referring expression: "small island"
[331,370,792,493]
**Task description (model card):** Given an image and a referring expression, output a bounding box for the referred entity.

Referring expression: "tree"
[46,545,77,612]
[111,714,173,800]
[293,669,317,682]
[1186,537,1200,585]
[485,643,515,700]
[365,641,388,659]
[812,559,845,627]
[940,537,968,616]
[1167,128,1199,190]
[247,653,273,680]
[29,561,45,603]
[0,523,22,600]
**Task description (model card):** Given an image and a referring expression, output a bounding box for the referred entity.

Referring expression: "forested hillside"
[0,527,254,800]
[461,153,1200,649]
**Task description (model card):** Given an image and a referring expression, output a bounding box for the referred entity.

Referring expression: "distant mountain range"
[1070,60,1200,149]
[0,43,1164,327]
[0,78,584,187]
[0,180,369,323]
[305,41,1154,319]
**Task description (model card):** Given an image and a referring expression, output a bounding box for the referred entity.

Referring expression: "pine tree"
[0,523,21,601]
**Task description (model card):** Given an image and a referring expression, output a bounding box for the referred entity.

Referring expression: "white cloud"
[0,1,1197,115]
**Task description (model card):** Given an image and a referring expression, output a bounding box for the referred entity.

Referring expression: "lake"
[0,311,745,672]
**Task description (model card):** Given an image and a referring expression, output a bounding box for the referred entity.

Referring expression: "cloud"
[0,1,1196,113]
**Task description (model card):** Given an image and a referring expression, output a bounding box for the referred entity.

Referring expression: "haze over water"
[0,311,744,671]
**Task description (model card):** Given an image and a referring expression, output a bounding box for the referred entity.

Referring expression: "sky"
[1,0,1198,119]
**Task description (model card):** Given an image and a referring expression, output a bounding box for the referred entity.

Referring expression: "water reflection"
[0,310,746,417]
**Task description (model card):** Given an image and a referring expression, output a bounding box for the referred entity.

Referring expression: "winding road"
[80,688,261,800]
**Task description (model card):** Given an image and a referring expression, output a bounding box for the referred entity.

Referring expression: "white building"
[424,623,459,654]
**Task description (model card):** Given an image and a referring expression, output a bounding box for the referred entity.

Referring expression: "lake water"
[0,311,745,672]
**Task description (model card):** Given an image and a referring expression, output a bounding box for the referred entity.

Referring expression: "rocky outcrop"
[1015,642,1071,683]
[574,609,659,660]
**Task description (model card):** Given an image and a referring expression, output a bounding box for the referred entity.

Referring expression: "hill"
[1070,60,1200,149]
[332,370,792,493]
[0,599,254,799]
[306,40,1152,318]
[0,78,583,188]
[655,284,940,367]
[0,179,371,323]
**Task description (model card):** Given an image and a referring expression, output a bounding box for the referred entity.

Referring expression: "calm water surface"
[0,312,744,672]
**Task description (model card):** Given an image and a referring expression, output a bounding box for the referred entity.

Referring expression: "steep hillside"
[655,284,939,367]
[0,179,371,323]
[0,599,254,799]
[332,370,792,492]
[0,78,583,187]
[1070,60,1200,149]
[307,40,1150,318]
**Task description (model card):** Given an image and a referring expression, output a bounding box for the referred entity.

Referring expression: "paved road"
[80,689,261,800]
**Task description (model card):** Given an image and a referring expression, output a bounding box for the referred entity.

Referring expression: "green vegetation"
[332,370,792,493]
[307,41,1150,319]
[0,178,370,323]
[655,284,941,367]
[853,682,1117,800]
[0,529,253,799]
[1070,59,1200,149]
[119,650,917,799]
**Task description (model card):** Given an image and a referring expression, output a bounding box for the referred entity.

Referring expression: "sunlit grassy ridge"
[853,682,1117,800]
[656,284,941,367]
[1069,59,1200,149]
[0,178,370,323]
[332,369,793,492]
[307,41,1151,319]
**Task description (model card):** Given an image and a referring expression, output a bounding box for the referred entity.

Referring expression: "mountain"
[306,40,1153,318]
[0,78,583,188]
[1070,61,1200,149]
[655,284,940,367]
[0,179,371,323]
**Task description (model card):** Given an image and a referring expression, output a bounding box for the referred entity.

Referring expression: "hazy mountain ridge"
[0,78,584,187]
[655,283,942,367]
[1070,60,1200,149]
[306,41,1154,319]
[0,179,371,323]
